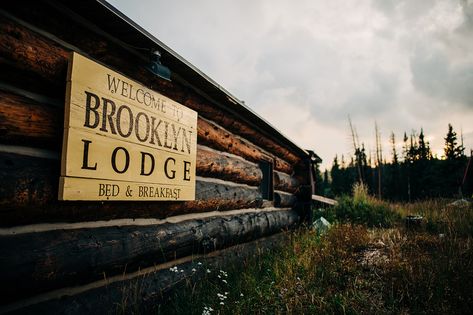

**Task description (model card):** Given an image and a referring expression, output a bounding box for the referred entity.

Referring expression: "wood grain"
[0,90,61,148]
[274,170,299,193]
[196,145,262,186]
[197,118,293,174]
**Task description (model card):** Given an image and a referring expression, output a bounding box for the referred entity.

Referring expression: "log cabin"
[0,0,321,313]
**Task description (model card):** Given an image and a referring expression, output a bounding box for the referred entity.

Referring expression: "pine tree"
[407,132,418,162]
[418,128,431,160]
[330,155,342,195]
[444,124,463,159]
[390,131,398,165]
[402,132,409,163]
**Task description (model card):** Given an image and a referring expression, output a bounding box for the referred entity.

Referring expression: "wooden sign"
[59,52,197,201]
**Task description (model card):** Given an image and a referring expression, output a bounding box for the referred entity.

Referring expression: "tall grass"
[322,182,401,227]
[151,191,473,314]
[158,225,382,314]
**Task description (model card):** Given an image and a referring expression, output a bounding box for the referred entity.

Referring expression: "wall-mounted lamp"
[147,49,171,81]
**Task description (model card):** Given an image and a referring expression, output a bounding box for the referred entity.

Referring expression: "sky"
[109,0,473,169]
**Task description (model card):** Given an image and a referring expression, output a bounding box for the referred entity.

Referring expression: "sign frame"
[59,52,197,201]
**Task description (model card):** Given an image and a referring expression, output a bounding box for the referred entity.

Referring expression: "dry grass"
[152,197,473,314]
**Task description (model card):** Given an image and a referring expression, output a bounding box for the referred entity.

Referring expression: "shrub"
[328,183,401,227]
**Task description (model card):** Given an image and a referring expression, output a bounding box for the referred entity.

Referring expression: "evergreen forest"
[317,124,473,200]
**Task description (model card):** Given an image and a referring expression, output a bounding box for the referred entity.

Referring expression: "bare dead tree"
[348,115,363,184]
[375,122,382,199]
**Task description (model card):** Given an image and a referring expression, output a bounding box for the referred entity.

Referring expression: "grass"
[321,182,401,228]
[150,185,473,314]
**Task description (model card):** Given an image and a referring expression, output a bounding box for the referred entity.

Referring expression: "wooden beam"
[275,190,297,207]
[274,170,298,193]
[0,209,299,305]
[0,207,290,236]
[197,118,293,173]
[196,145,262,186]
[185,97,301,165]
[0,90,62,148]
[312,194,338,206]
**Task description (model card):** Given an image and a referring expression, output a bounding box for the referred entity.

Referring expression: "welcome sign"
[59,52,197,201]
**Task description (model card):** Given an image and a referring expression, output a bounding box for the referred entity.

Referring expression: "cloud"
[109,0,473,169]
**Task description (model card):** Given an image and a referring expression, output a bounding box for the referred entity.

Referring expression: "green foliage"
[328,183,401,227]
[444,123,464,160]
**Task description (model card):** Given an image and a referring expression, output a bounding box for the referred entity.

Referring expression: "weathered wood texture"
[274,170,299,193]
[312,194,338,206]
[3,232,290,315]
[0,10,301,169]
[197,145,262,186]
[186,97,301,165]
[198,118,292,173]
[275,191,297,208]
[0,209,299,304]
[0,90,62,148]
[0,152,294,226]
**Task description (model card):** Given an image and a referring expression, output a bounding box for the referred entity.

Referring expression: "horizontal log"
[0,11,301,168]
[274,191,297,208]
[274,170,298,193]
[0,152,267,226]
[3,232,290,315]
[312,194,338,206]
[198,118,293,173]
[0,209,299,304]
[0,14,69,83]
[0,90,62,148]
[185,97,301,164]
[196,145,262,186]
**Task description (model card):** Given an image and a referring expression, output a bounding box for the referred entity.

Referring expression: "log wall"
[0,1,311,310]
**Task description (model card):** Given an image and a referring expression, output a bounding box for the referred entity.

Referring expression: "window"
[259,160,273,200]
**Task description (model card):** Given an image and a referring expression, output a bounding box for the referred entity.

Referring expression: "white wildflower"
[192,268,196,272]
[219,270,228,277]
[206,269,211,273]
[202,306,213,315]
[222,279,227,284]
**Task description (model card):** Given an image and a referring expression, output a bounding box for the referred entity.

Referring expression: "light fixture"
[147,49,171,81]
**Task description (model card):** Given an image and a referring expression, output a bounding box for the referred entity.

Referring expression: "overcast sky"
[109,0,473,169]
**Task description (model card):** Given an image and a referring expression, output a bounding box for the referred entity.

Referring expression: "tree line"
[317,124,473,201]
